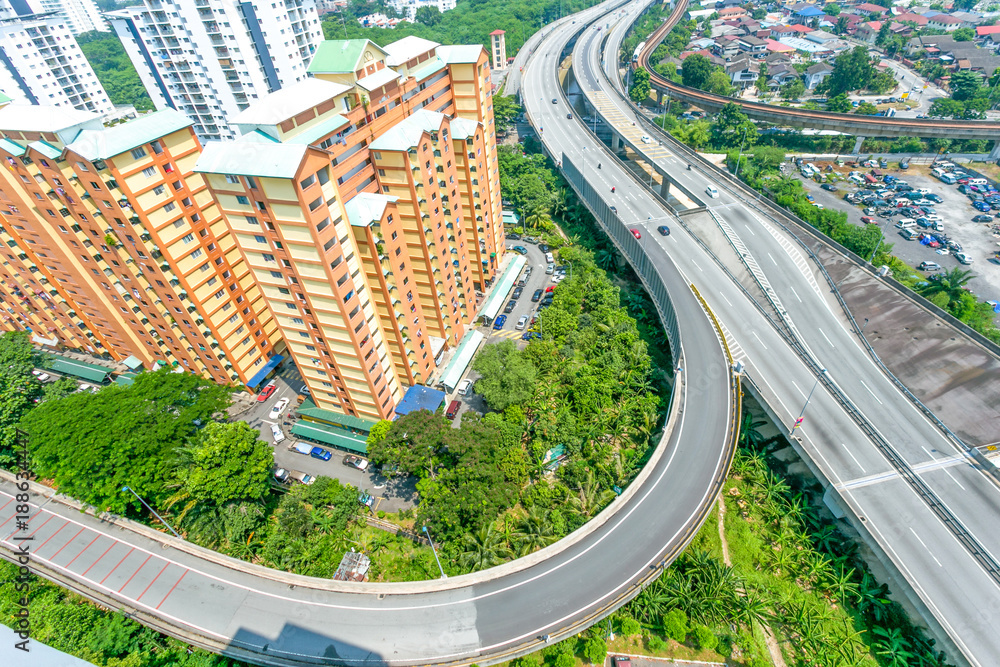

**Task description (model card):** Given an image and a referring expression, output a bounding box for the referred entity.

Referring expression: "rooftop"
[344,192,398,227]
[384,35,439,67]
[449,116,480,140]
[436,44,484,64]
[357,66,401,92]
[230,79,351,126]
[67,110,192,161]
[308,39,385,74]
[0,104,100,137]
[195,141,307,179]
[369,109,445,151]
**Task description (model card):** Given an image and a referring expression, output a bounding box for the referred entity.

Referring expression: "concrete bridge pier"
[660,176,671,199]
[852,136,865,154]
[611,133,621,153]
[990,140,1000,161]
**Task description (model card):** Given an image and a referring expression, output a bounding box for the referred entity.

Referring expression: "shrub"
[582,636,607,665]
[647,634,667,652]
[662,608,688,642]
[692,625,718,651]
[512,653,542,667]
[618,615,642,637]
[553,653,575,667]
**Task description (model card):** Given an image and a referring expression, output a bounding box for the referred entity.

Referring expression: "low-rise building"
[804,61,832,89]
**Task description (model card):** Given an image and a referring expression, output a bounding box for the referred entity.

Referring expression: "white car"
[955,252,974,265]
[270,423,285,444]
[640,135,651,144]
[32,371,50,381]
[269,397,290,420]
[706,186,719,199]
[457,378,474,396]
[516,315,528,330]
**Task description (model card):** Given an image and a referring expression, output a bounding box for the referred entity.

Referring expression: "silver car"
[516,315,528,330]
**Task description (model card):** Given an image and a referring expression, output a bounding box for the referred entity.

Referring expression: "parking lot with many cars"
[795,158,1000,318]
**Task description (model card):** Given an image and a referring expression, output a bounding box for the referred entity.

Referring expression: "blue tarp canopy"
[394,385,446,417]
[246,354,284,389]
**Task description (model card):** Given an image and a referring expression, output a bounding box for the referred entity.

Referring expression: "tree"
[582,636,607,665]
[366,419,392,448]
[630,66,651,103]
[168,422,273,514]
[953,26,975,41]
[472,340,537,412]
[691,625,718,650]
[76,32,153,111]
[414,5,441,25]
[875,21,891,47]
[492,94,521,132]
[826,3,842,15]
[780,78,806,100]
[458,524,511,571]
[0,332,41,466]
[705,68,735,96]
[827,92,851,112]
[919,267,973,309]
[22,369,231,514]
[854,101,878,115]
[835,15,849,35]
[681,54,713,90]
[826,46,878,96]
[662,608,688,642]
[949,70,984,101]
[712,102,757,149]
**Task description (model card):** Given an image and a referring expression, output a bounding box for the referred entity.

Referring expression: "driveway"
[241,362,417,513]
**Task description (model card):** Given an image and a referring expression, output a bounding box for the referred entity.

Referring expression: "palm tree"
[856,571,892,623]
[738,411,768,452]
[458,525,511,572]
[873,626,914,666]
[596,248,619,273]
[568,471,615,520]
[736,586,771,629]
[515,506,558,555]
[311,510,341,535]
[918,267,973,308]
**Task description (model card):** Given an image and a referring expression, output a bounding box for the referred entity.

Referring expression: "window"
[245,215,258,225]
[236,195,249,205]
[130,147,146,159]
[300,173,316,189]
[182,233,194,243]
[253,235,266,243]
[262,253,275,262]
[191,249,203,258]
[150,140,163,155]
[163,202,176,212]
[316,217,330,232]
[153,185,164,195]
[246,176,257,189]
[142,166,156,178]
[225,174,240,184]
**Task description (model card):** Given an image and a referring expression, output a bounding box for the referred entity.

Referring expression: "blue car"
[310,446,332,461]
[521,331,542,341]
[493,314,507,329]
[974,201,992,212]
[511,245,528,255]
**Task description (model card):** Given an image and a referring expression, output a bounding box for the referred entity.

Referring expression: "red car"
[257,382,277,402]
[631,229,641,239]
[861,216,876,225]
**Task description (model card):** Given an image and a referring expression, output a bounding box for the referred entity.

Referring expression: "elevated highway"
[637,0,1000,153]
[0,6,741,667]
[522,1,1000,664]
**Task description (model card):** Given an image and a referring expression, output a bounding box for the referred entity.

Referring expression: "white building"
[0,0,107,35]
[388,0,456,22]
[0,15,114,114]
[107,0,324,142]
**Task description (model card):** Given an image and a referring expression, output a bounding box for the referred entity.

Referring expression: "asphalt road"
[566,7,1000,665]
[0,7,738,667]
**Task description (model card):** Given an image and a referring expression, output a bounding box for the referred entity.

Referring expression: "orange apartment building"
[0,104,277,385]
[195,36,504,422]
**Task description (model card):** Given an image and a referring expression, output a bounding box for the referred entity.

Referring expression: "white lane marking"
[840,443,866,473]
[767,252,777,265]
[719,292,733,307]
[752,331,767,350]
[691,260,703,272]
[819,328,835,348]
[746,227,755,236]
[789,286,801,302]
[942,468,967,491]
[790,380,806,400]
[859,380,883,405]
[909,527,943,567]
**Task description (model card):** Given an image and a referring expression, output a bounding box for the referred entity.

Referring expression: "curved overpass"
[638,0,1000,142]
[0,4,738,666]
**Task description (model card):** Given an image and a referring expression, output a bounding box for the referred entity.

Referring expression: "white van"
[895,218,916,229]
[705,185,719,199]
[968,178,987,186]
[457,378,474,396]
[545,252,554,263]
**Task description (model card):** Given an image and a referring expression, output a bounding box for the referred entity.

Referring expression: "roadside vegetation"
[77,31,154,112]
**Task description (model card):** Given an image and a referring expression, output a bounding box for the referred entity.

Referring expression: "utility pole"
[790,369,827,434]
[122,485,180,538]
[422,525,447,578]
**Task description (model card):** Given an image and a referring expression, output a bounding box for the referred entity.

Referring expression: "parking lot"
[797,162,1000,319]
[446,237,556,425]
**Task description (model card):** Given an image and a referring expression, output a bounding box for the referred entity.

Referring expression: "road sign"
[792,417,804,430]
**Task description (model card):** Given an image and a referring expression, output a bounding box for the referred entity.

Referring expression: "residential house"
[976,25,1000,47]
[854,3,889,18]
[895,12,929,27]
[804,61,833,89]
[726,57,760,88]
[855,21,883,44]
[767,63,800,88]
[718,6,746,19]
[737,35,769,56]
[712,35,742,59]
[927,14,967,32]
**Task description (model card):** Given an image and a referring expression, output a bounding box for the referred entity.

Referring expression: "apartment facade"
[195,36,503,422]
[0,15,114,114]
[107,0,323,143]
[0,104,278,384]
[0,0,109,35]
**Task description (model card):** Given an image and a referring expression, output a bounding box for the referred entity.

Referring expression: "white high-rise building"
[0,0,108,35]
[0,15,114,114]
[107,0,324,142]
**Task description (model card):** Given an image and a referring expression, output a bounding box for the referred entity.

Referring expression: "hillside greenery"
[77,31,154,112]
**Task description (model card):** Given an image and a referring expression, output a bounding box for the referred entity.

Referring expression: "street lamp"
[867,220,888,264]
[734,126,750,179]
[422,525,447,579]
[790,368,827,434]
[122,485,180,538]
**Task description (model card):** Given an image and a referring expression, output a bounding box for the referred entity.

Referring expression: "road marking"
[942,468,966,491]
[751,331,767,350]
[719,292,732,307]
[746,227,755,236]
[859,380,883,405]
[691,260,703,272]
[840,443,866,473]
[909,527,943,566]
[789,286,801,302]
[819,328,835,348]
[790,380,806,400]
[767,252,777,265]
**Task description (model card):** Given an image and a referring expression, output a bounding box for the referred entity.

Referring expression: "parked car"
[269,397,290,420]
[343,454,369,471]
[821,183,838,192]
[457,378,474,396]
[504,300,517,314]
[516,315,529,330]
[919,261,941,271]
[511,245,528,255]
[974,201,992,212]
[273,467,290,484]
[657,225,670,236]
[531,288,543,302]
[955,252,974,265]
[861,216,877,225]
[445,400,462,420]
[512,286,524,299]
[973,215,994,223]
[31,371,50,381]
[545,263,555,275]
[257,381,277,402]
[270,423,285,444]
[493,314,507,329]
[521,331,542,341]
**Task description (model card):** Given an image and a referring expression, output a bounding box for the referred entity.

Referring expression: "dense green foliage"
[821,46,894,96]
[929,70,996,120]
[77,31,154,111]
[0,332,42,467]
[325,0,602,58]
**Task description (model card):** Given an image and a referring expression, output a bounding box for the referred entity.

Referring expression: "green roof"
[44,356,111,383]
[291,421,368,454]
[195,141,307,179]
[344,192,397,227]
[0,138,25,156]
[66,110,193,161]
[116,372,138,386]
[297,398,377,433]
[308,39,384,74]
[436,44,484,64]
[122,354,143,370]
[0,91,11,105]
[29,140,62,160]
[286,113,350,146]
[411,56,446,82]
